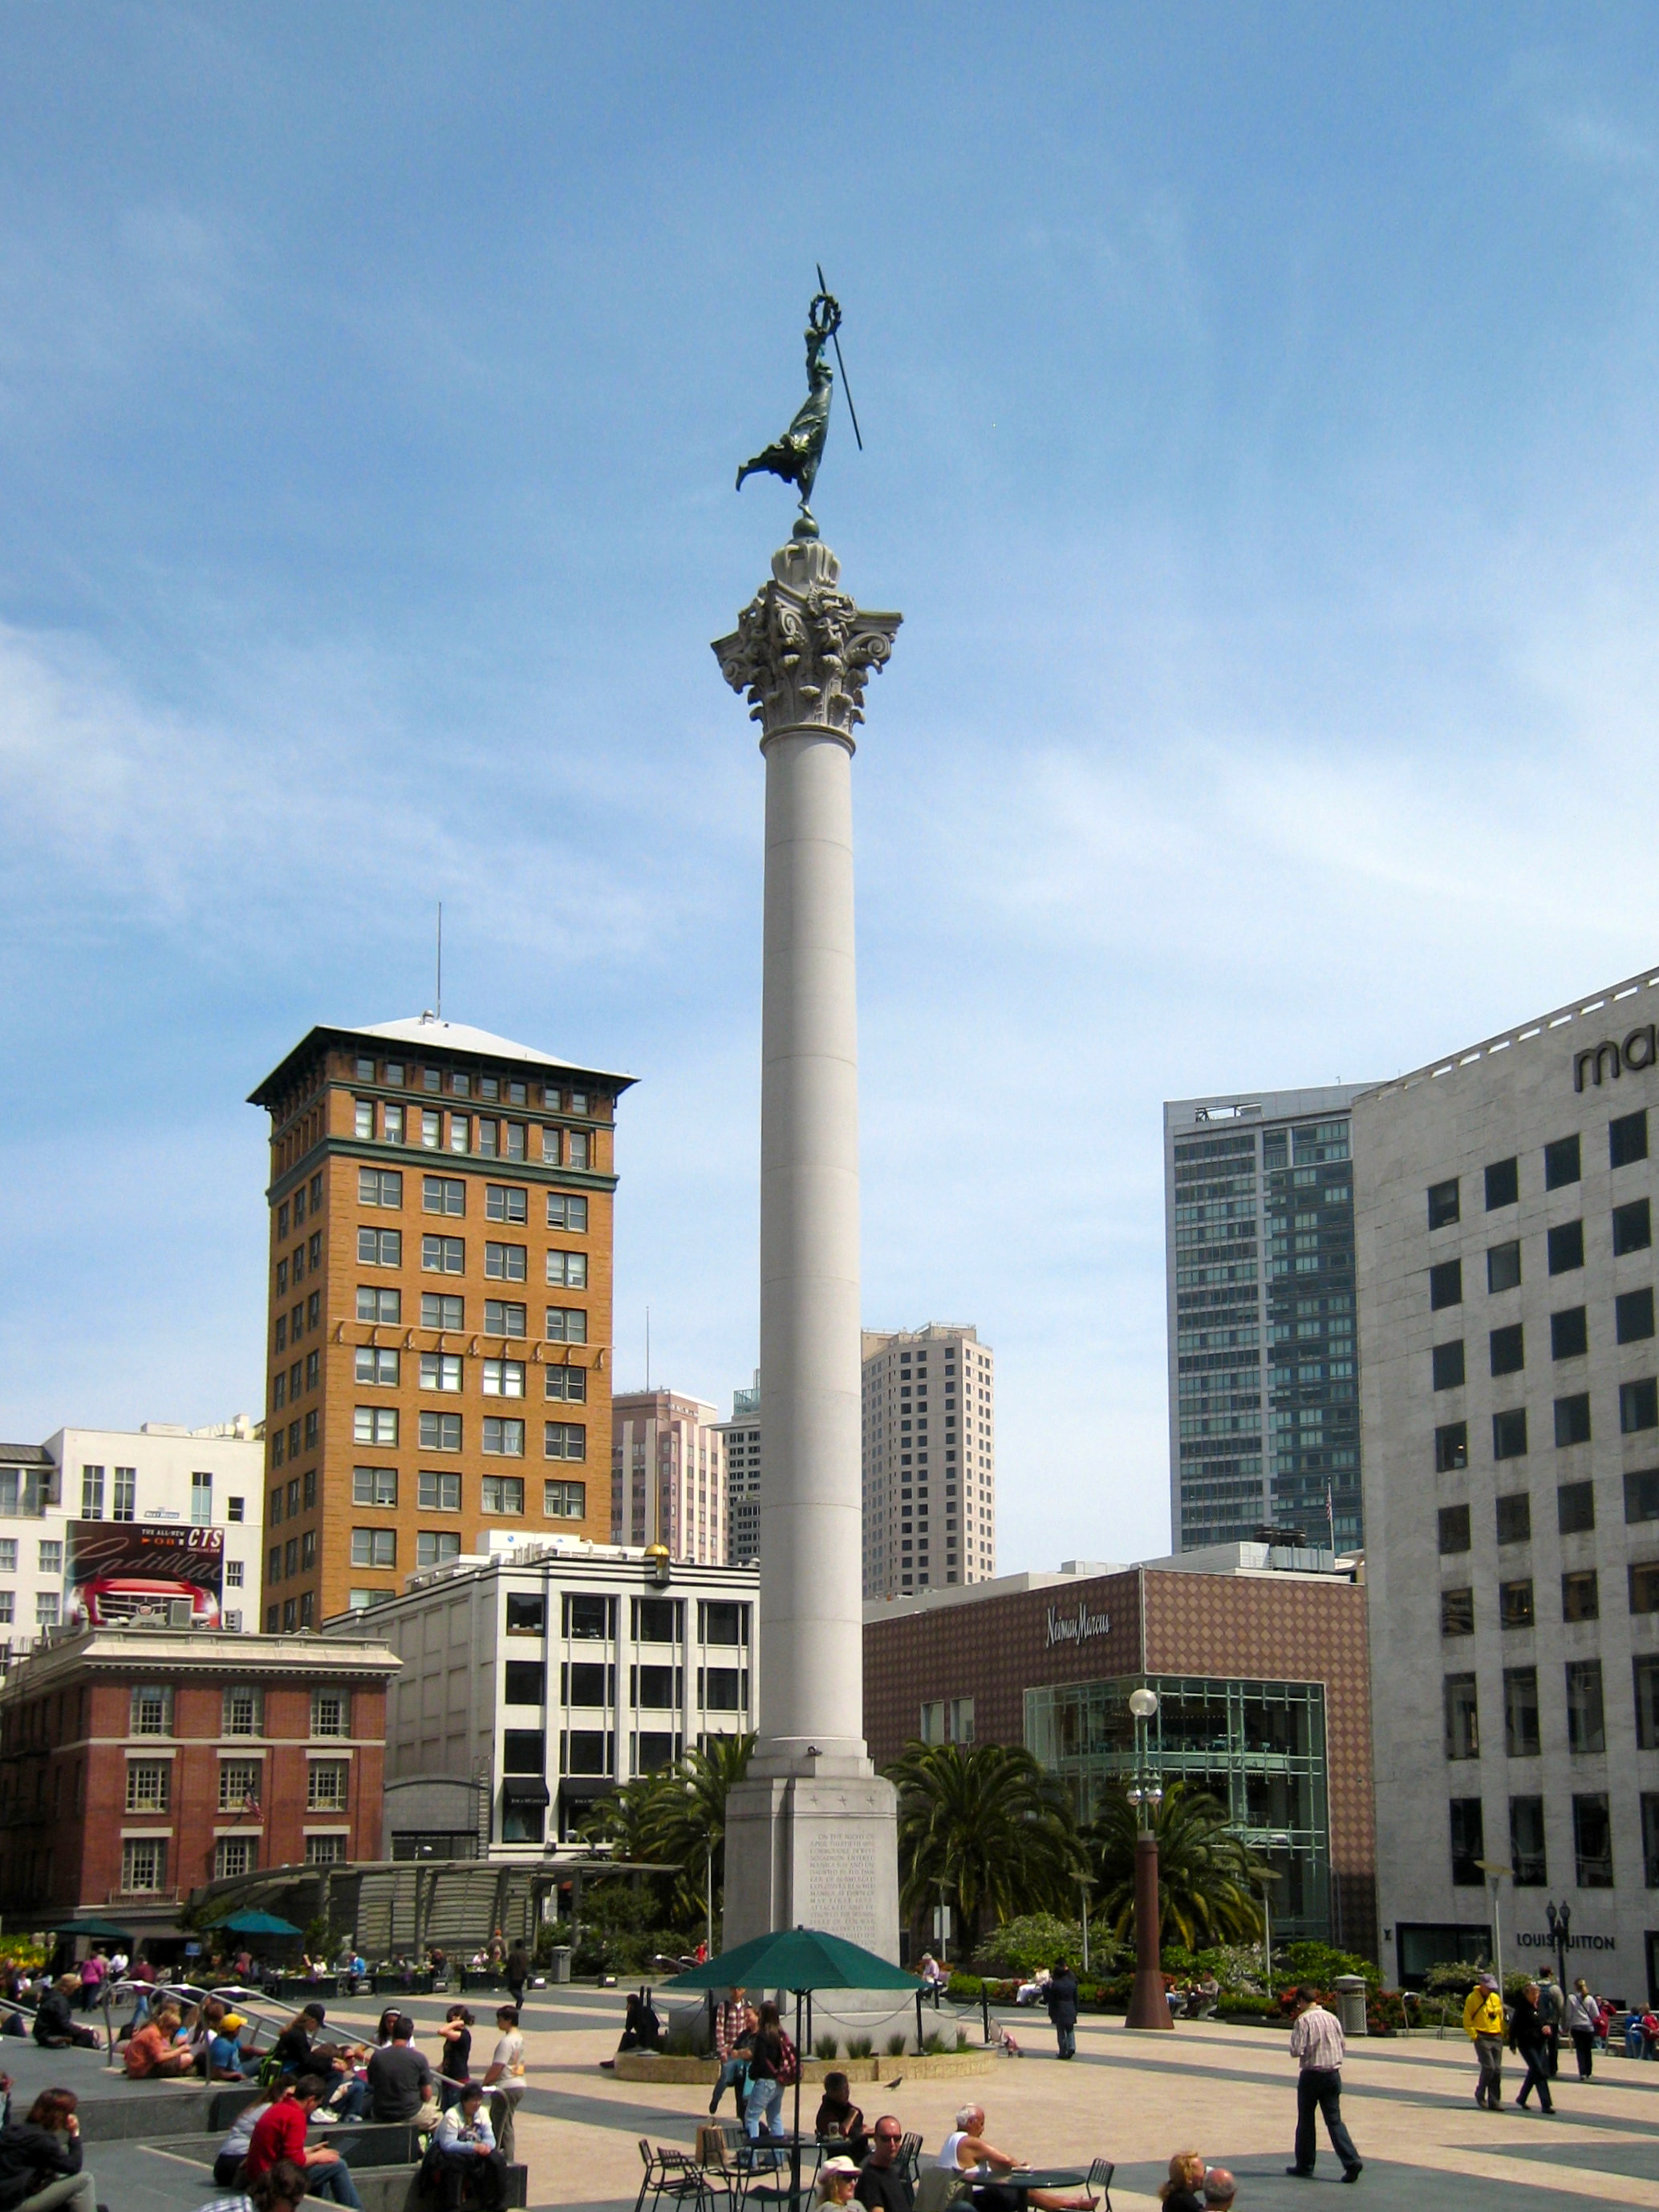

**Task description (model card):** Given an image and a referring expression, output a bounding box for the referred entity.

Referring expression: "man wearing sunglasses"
[855,2117,912,2210]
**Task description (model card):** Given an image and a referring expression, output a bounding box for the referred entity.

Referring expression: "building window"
[1552,1307,1588,1361]
[1499,1578,1535,1629]
[422,1292,464,1330]
[1573,1793,1614,1887]
[1611,1108,1649,1169]
[420,1352,464,1393]
[1511,1796,1547,1886]
[80,1466,104,1519]
[1487,1242,1522,1294]
[1430,1259,1462,1310]
[384,1104,404,1144]
[449,1113,471,1154]
[544,1422,586,1461]
[120,1838,167,1894]
[482,1420,525,1458]
[1450,1797,1484,1886]
[1629,1561,1659,1614]
[422,1235,464,1274]
[1626,1469,1659,1524]
[420,1412,462,1452]
[481,1475,525,1515]
[1495,1493,1531,1545]
[223,1685,263,1736]
[416,1531,462,1568]
[1622,1379,1659,1433]
[219,1760,259,1810]
[355,1347,399,1386]
[306,1761,350,1811]
[358,1286,401,1324]
[1547,1220,1585,1274]
[113,1467,136,1520]
[304,1833,345,1866]
[1441,1587,1474,1636]
[312,1691,351,1738]
[568,1131,590,1170]
[1557,1479,1596,1533]
[546,1366,586,1403]
[544,1480,586,1518]
[1562,1569,1600,1624]
[1443,1674,1479,1760]
[1493,1408,1529,1460]
[130,1685,172,1736]
[1490,1324,1525,1377]
[39,1540,62,1575]
[359,1168,402,1207]
[546,1193,589,1232]
[359,1228,401,1266]
[352,1467,397,1507]
[1544,1133,1581,1189]
[1566,1659,1605,1751]
[354,1408,398,1445]
[1504,1666,1540,1756]
[546,1250,588,1288]
[421,1108,442,1146]
[125,1761,169,1812]
[0,1541,14,1574]
[423,1176,465,1216]
[1618,1288,1657,1344]
[1638,1655,1659,1748]
[485,1185,528,1224]
[1614,1199,1653,1257]
[483,1359,525,1398]
[351,1529,396,1568]
[545,1307,588,1343]
[485,1300,527,1337]
[418,1470,460,1510]
[1433,1340,1466,1391]
[485,1242,527,1282]
[1555,1394,1592,1447]
[213,1837,257,1881]
[1485,1157,1519,1209]
[1435,1423,1469,1473]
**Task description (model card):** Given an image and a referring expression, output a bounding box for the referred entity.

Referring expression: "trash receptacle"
[550,1946,573,1984]
[1333,1975,1369,2037]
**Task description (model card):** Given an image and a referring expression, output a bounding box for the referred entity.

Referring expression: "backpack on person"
[776,2031,800,2086]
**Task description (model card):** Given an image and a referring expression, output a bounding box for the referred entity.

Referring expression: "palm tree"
[582,1732,755,1926]
[1086,1781,1268,1950]
[886,1740,1088,1951]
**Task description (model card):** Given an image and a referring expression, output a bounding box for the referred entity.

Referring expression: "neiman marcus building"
[1358,966,1659,1994]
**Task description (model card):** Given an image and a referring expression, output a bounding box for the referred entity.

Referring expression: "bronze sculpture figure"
[736,290,843,515]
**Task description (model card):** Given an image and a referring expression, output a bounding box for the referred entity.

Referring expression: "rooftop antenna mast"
[436,903,443,1021]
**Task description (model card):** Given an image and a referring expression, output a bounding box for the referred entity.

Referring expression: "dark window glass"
[564,1593,611,1639]
[1450,1797,1485,1886]
[563,1729,610,1776]
[1494,1408,1530,1460]
[1500,1577,1535,1628]
[1617,1288,1657,1345]
[1428,1179,1461,1231]
[633,1663,679,1709]
[1635,1655,1659,1748]
[1543,1134,1582,1189]
[1643,1795,1659,1890]
[1441,1586,1474,1636]
[1548,1220,1585,1274]
[1433,1340,1466,1392]
[1632,1562,1659,1614]
[1554,1394,1592,1448]
[504,1593,544,1635]
[1573,1793,1613,1887]
[1563,1569,1600,1622]
[1496,1492,1531,1545]
[1557,1480,1596,1533]
[501,1728,545,1773]
[503,1661,546,1704]
[1438,1503,1471,1554]
[1444,1674,1479,1760]
[1490,1324,1525,1377]
[1504,1666,1540,1756]
[1626,1470,1659,1525]
[1486,1157,1519,1210]
[1567,1661,1606,1752]
[1430,1259,1463,1311]
[1614,1199,1653,1257]
[1551,1307,1588,1360]
[1621,1378,1659,1433]
[632,1597,681,1643]
[561,1662,610,1708]
[1611,1109,1649,1169]
[1511,1796,1547,1886]
[1487,1242,1522,1294]
[1435,1422,1470,1473]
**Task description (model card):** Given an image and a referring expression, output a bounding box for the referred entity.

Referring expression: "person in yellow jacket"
[1463,1973,1506,2108]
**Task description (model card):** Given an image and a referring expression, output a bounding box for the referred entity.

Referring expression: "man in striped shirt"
[1287,1987,1362,2183]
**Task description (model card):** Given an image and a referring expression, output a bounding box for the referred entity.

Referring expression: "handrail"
[95,1976,296,2063]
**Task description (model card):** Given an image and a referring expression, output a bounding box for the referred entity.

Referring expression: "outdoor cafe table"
[999,2172,1091,2192]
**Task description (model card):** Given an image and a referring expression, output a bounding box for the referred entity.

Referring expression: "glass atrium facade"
[1024,1671,1334,1944]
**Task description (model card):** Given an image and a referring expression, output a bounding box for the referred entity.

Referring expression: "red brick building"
[865,1550,1377,1959]
[0,1625,399,1942]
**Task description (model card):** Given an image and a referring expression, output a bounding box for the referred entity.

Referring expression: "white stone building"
[716,1375,761,1566]
[609,1389,728,1565]
[1357,965,1659,1994]
[344,1536,759,1851]
[0,1419,264,1660]
[861,1326,996,1597]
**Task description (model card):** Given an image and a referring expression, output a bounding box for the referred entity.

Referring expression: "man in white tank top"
[935,2106,1096,2210]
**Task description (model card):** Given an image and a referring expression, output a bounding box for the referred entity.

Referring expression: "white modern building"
[609,1389,728,1565]
[1165,1087,1372,1554]
[861,1326,996,1598]
[0,1419,264,1660]
[716,1375,761,1566]
[1357,966,1659,1994]
[340,1535,760,1851]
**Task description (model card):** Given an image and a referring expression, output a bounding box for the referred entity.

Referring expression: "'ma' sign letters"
[1575,1025,1658,1092]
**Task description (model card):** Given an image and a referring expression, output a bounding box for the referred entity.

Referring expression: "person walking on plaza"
[1285,1985,1362,2182]
[1511,1983,1554,2115]
[709,1991,752,2117]
[504,1944,528,2015]
[1044,1959,1080,2061]
[1564,1979,1599,2079]
[1535,1968,1563,2077]
[1463,1974,1505,2109]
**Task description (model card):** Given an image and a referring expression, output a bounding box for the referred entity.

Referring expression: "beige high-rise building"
[610,1390,728,1566]
[716,1373,761,1566]
[861,1326,996,1598]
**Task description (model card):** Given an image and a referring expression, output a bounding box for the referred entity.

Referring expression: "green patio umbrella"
[664,1930,919,2206]
[214,1910,302,1936]
[48,1918,134,1941]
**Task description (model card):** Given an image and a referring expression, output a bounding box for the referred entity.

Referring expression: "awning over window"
[501,1776,551,1805]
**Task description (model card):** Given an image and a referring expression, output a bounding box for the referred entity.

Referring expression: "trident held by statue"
[736,270,863,521]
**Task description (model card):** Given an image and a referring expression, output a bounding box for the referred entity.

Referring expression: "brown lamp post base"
[1125,1829,1172,2030]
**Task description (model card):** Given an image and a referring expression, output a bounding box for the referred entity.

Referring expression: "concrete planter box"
[613,2050,992,2084]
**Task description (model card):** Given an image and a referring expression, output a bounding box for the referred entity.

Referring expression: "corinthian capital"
[712,529,902,747]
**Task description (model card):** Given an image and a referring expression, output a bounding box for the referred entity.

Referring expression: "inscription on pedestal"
[808,1829,879,1945]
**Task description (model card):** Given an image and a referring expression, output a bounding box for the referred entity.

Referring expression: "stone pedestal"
[713,524,902,1957]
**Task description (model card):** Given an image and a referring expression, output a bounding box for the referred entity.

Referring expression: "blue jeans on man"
[306,2160,365,2211]
[1292,2067,1361,2178]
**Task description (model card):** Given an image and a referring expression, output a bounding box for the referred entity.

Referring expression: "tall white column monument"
[712,510,903,1956]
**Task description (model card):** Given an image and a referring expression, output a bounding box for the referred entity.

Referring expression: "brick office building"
[248,1015,634,1627]
[866,1546,1377,1958]
[0,1624,398,1941]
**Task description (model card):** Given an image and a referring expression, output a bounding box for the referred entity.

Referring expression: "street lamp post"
[1126,1687,1171,2032]
[1255,1833,1289,1990]
[1078,1874,1093,1977]
[1474,1859,1510,1989]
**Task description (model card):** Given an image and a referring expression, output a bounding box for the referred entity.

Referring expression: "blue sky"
[6,6,1659,1568]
